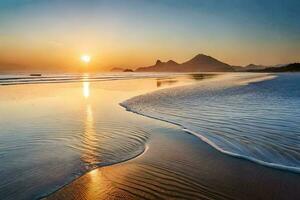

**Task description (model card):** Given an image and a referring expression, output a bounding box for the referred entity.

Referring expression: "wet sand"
[45,121,300,200]
[1,73,221,199]
[44,73,300,200]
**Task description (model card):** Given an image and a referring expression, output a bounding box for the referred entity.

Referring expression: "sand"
[45,124,300,200]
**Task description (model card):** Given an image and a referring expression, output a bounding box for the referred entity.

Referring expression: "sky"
[0,0,299,71]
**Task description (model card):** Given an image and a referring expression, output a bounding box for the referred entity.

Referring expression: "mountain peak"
[191,54,214,61]
[166,60,178,65]
[195,53,208,57]
[156,60,163,65]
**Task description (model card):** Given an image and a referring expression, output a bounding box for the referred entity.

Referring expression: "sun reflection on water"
[80,77,100,165]
[81,103,99,165]
[83,82,90,98]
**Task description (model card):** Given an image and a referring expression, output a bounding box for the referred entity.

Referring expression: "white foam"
[121,73,300,174]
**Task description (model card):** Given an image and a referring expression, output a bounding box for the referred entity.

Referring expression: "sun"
[81,55,91,63]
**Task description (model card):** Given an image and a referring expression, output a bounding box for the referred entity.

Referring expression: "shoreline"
[45,119,300,200]
[39,144,150,200]
[121,104,300,174]
[120,72,300,174]
[45,73,300,200]
[2,72,223,199]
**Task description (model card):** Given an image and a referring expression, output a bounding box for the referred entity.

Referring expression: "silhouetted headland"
[110,67,125,72]
[234,64,268,71]
[123,69,134,72]
[248,63,300,72]
[136,54,234,72]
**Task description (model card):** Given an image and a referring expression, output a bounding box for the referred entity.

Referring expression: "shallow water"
[1,72,299,200]
[0,73,202,86]
[122,73,300,172]
[0,73,209,200]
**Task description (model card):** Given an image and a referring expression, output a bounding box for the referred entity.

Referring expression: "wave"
[121,73,300,173]
[0,73,184,85]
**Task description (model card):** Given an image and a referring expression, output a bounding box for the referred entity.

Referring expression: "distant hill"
[233,63,289,72]
[136,60,180,72]
[110,67,124,72]
[123,69,134,72]
[135,54,234,72]
[249,63,300,72]
[233,64,269,72]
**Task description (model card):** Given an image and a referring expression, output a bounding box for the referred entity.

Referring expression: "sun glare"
[81,55,91,63]
[83,82,90,98]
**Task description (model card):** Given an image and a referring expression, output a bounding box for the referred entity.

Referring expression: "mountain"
[123,68,134,72]
[136,60,180,72]
[110,67,125,72]
[239,63,292,72]
[135,54,234,72]
[249,63,300,72]
[234,64,267,72]
[181,54,233,72]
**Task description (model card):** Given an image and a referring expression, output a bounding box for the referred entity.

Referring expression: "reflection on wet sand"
[2,74,199,199]
[156,73,217,88]
[81,80,100,166]
[46,74,300,200]
[80,103,99,165]
[46,124,300,200]
[189,73,216,80]
[4,73,299,200]
[83,82,90,99]
[156,78,178,88]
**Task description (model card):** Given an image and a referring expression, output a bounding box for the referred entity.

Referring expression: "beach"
[46,121,300,200]
[1,1,300,199]
[0,73,299,200]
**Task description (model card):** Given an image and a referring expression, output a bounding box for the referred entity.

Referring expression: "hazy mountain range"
[110,53,298,73]
[248,63,300,72]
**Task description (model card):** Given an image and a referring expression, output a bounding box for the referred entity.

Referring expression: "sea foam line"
[120,73,300,174]
[120,103,300,174]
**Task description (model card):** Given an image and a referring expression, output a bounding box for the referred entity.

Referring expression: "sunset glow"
[0,0,299,72]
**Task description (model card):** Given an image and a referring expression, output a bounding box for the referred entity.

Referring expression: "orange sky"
[0,0,299,72]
